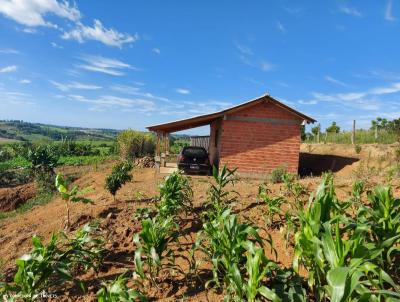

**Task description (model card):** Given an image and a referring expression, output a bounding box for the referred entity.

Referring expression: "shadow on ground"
[299,152,359,177]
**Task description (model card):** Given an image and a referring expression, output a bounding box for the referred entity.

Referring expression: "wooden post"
[317,123,320,143]
[351,120,356,145]
[165,133,170,156]
[155,132,161,171]
[374,125,378,142]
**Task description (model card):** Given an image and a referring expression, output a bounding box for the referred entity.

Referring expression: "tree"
[105,161,133,202]
[24,145,59,192]
[326,122,340,134]
[56,174,92,230]
[311,125,320,136]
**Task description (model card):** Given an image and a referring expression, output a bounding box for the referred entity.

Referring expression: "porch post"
[155,131,161,172]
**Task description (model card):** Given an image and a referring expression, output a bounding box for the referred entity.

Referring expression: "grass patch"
[0,191,54,221]
[0,155,117,170]
[58,155,117,166]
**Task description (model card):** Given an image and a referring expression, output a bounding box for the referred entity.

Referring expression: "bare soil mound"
[0,182,36,212]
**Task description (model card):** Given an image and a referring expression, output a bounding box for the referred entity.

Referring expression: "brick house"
[147,94,315,177]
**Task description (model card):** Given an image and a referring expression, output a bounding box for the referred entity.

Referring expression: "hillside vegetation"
[0,120,119,143]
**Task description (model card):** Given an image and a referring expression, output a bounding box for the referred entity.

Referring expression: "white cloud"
[110,85,173,103]
[22,27,37,33]
[0,48,19,54]
[277,22,285,33]
[0,65,17,73]
[235,42,253,56]
[50,41,63,48]
[67,94,155,112]
[325,75,350,87]
[19,79,31,84]
[339,6,362,17]
[50,80,102,91]
[385,0,396,21]
[0,0,80,27]
[176,88,190,95]
[152,48,160,54]
[260,61,274,71]
[298,99,318,105]
[370,82,400,95]
[62,19,137,48]
[77,55,136,76]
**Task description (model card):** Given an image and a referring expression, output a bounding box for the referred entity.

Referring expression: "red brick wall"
[219,101,302,175]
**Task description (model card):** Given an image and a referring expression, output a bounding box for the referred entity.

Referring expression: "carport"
[146,93,315,177]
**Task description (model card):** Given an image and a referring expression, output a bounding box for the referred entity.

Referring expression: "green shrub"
[355,144,362,154]
[117,130,155,160]
[270,166,287,184]
[105,161,133,202]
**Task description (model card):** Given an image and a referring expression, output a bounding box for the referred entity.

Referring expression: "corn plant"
[224,244,281,302]
[206,165,238,218]
[62,223,105,273]
[293,174,346,294]
[97,273,147,302]
[1,223,105,301]
[194,209,272,290]
[157,171,193,218]
[105,161,133,202]
[56,174,93,230]
[357,186,400,269]
[133,216,179,284]
[258,184,284,227]
[351,179,365,204]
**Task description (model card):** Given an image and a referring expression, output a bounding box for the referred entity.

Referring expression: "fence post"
[351,120,356,145]
[374,125,378,142]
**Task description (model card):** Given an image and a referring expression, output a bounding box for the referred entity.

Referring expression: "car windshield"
[183,147,207,157]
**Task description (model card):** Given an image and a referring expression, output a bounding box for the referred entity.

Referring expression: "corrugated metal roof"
[146,93,316,133]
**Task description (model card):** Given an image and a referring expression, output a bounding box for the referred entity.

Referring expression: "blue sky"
[0,0,399,134]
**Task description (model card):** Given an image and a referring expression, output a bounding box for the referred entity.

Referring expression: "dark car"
[177,146,211,175]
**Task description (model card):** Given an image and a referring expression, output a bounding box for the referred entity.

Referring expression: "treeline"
[303,117,400,144]
[0,120,119,141]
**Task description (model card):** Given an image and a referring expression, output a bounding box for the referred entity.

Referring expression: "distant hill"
[0,120,191,144]
[0,120,120,143]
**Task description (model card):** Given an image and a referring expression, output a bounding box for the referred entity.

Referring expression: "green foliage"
[194,209,268,290]
[169,138,190,154]
[270,166,287,184]
[105,161,133,201]
[1,223,104,301]
[326,121,341,134]
[206,165,238,217]
[293,174,400,301]
[354,144,362,154]
[97,273,147,302]
[56,174,93,229]
[224,244,282,302]
[133,216,178,283]
[157,171,193,218]
[258,184,284,227]
[117,130,155,160]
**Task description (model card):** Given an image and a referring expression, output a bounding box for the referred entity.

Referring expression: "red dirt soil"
[0,143,399,301]
[0,183,36,212]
